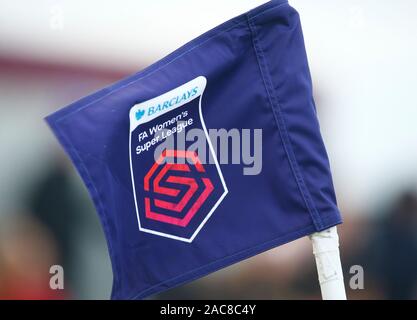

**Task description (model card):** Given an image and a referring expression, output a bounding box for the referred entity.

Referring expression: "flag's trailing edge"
[46,0,342,299]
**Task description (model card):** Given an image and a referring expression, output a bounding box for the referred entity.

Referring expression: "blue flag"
[46,0,342,299]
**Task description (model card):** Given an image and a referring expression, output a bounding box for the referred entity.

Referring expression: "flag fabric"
[46,0,342,299]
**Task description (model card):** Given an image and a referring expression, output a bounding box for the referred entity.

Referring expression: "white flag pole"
[309,226,347,300]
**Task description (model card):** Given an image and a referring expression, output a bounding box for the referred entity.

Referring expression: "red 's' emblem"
[144,150,214,227]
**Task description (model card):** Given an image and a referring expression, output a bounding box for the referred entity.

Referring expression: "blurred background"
[1,0,417,299]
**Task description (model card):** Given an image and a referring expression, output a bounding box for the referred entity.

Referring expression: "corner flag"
[46,0,342,299]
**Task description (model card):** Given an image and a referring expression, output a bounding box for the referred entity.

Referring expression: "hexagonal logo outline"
[128,76,228,243]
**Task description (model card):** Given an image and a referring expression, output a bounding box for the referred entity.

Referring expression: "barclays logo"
[135,109,145,120]
[147,86,198,117]
[130,77,206,130]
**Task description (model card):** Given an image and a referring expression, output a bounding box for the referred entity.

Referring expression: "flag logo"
[135,109,145,120]
[129,76,228,242]
[144,149,214,227]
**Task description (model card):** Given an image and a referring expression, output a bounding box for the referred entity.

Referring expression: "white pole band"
[309,226,347,300]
